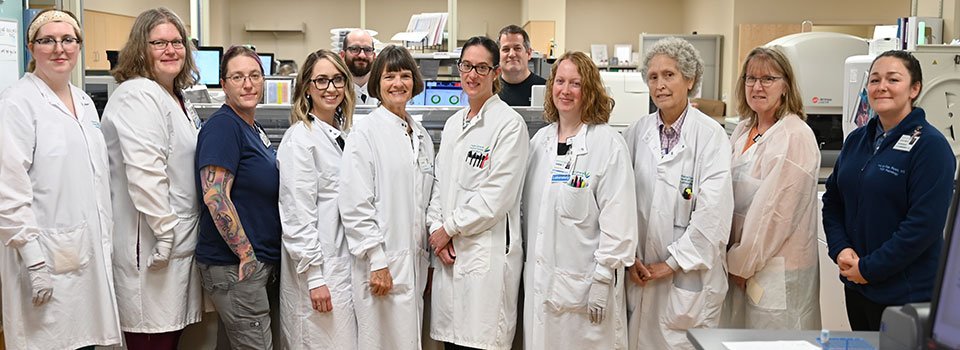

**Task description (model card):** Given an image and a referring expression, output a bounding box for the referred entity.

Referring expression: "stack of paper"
[392,13,449,46]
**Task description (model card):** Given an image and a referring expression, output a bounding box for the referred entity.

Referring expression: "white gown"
[100,77,204,333]
[0,73,122,349]
[622,106,734,350]
[278,117,357,349]
[522,123,638,350]
[427,95,527,350]
[338,106,434,350]
[721,114,822,330]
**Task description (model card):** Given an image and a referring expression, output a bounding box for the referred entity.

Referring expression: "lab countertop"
[687,328,880,350]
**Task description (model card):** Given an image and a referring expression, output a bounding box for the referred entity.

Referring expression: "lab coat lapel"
[29,74,79,121]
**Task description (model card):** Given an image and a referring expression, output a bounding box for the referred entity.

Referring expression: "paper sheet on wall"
[0,18,20,91]
[722,341,821,350]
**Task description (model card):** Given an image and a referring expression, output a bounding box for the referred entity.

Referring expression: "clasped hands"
[837,248,868,284]
[428,226,457,265]
[626,261,674,287]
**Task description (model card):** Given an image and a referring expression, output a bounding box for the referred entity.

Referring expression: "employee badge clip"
[893,125,922,152]
[682,187,693,200]
[680,175,694,200]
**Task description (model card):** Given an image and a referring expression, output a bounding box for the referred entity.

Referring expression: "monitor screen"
[421,81,467,107]
[931,183,960,348]
[193,46,223,88]
[258,53,274,76]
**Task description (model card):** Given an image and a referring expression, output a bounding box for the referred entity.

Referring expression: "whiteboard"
[0,18,20,91]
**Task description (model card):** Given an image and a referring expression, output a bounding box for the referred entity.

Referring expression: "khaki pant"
[199,262,280,350]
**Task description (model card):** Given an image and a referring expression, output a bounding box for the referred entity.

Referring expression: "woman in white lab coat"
[0,9,122,349]
[426,36,528,350]
[522,51,638,350]
[338,45,435,350]
[622,37,734,350]
[99,8,203,348]
[278,49,358,349]
[721,47,822,330]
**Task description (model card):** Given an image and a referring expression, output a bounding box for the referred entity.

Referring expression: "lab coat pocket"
[457,164,487,190]
[662,273,706,330]
[557,187,592,223]
[545,270,591,314]
[674,194,693,228]
[453,231,491,277]
[36,221,91,274]
[747,256,787,310]
[170,214,200,259]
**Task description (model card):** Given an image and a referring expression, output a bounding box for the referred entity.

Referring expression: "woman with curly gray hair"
[621,37,734,350]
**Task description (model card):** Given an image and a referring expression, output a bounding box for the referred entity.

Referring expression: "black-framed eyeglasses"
[226,73,264,85]
[311,75,347,90]
[745,76,783,87]
[33,37,82,50]
[457,62,497,76]
[346,46,375,55]
[148,39,185,51]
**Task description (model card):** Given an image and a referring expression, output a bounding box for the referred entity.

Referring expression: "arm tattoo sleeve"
[201,165,257,261]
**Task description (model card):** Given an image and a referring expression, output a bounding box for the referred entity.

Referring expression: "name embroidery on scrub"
[892,125,922,152]
[465,144,491,169]
[877,163,905,177]
[680,174,694,200]
[551,154,573,183]
[569,170,590,188]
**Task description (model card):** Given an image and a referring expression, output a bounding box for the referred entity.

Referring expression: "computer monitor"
[258,53,274,76]
[421,81,467,107]
[193,46,223,88]
[928,179,960,349]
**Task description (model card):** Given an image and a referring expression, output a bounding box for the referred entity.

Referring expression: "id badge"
[551,155,572,183]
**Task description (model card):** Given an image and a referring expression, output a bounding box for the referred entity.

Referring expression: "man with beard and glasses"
[340,29,379,106]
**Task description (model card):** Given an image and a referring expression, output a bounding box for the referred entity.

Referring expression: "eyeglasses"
[346,46,375,55]
[458,62,498,76]
[225,73,264,85]
[32,37,81,51]
[745,76,783,87]
[148,39,185,51]
[310,75,347,90]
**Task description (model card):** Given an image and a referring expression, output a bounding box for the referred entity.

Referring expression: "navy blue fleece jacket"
[822,107,955,305]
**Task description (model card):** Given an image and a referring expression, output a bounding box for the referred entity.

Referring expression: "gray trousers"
[199,262,280,350]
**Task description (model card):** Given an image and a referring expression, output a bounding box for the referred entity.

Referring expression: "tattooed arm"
[200,165,259,281]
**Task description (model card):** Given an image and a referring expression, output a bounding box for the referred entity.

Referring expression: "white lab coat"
[427,95,527,349]
[720,114,822,330]
[100,77,204,332]
[622,106,733,350]
[339,106,434,350]
[278,117,357,349]
[0,73,122,349]
[354,82,380,106]
[522,123,638,350]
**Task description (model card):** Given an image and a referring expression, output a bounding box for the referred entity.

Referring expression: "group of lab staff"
[0,5,955,350]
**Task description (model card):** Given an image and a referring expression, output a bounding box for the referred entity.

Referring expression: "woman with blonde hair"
[0,9,122,349]
[721,46,821,330]
[521,50,638,350]
[100,7,203,349]
[278,49,358,349]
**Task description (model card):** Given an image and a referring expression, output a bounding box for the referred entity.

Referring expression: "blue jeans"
[199,262,280,349]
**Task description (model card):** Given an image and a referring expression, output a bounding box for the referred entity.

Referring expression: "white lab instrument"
[600,71,650,131]
[911,46,960,159]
